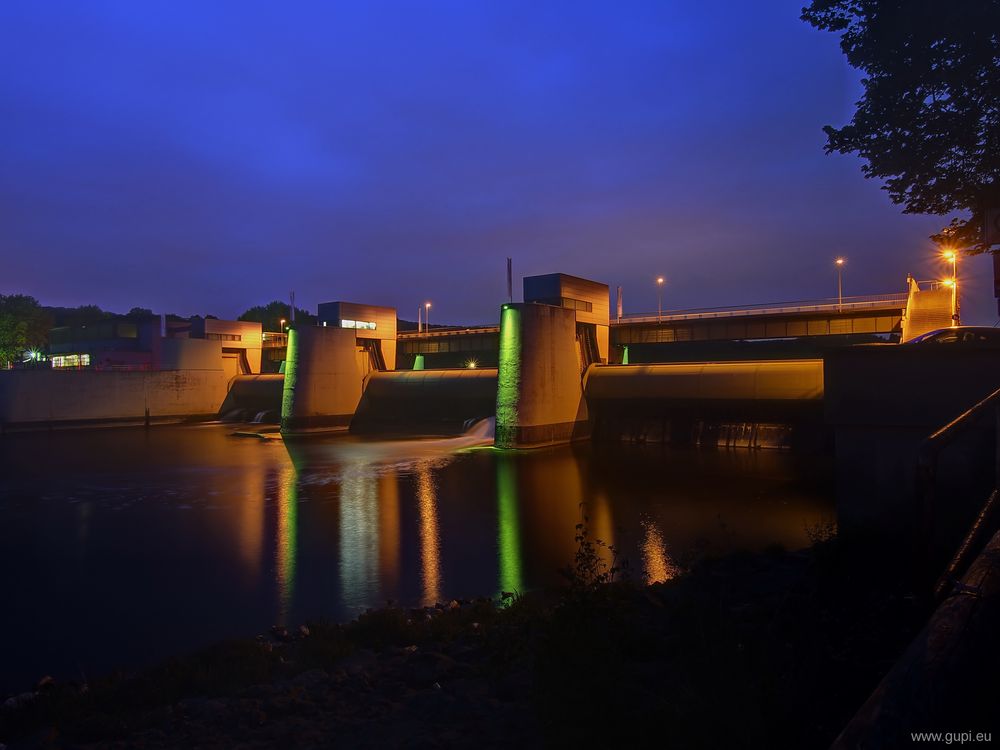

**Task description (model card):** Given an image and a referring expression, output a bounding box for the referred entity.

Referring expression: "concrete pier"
[280,326,367,433]
[495,303,590,448]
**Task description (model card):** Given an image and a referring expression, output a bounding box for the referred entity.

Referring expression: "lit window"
[51,353,90,368]
[340,319,377,330]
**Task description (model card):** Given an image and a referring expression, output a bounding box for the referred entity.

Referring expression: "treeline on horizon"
[1,294,442,365]
[0,294,313,365]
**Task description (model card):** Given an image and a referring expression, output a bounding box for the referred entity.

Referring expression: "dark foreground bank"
[1,532,988,750]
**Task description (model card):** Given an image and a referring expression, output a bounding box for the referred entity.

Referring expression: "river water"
[0,423,833,693]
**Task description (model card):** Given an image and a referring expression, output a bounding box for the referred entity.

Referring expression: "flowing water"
[0,422,833,693]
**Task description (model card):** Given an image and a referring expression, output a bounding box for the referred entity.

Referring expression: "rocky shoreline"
[1,538,930,749]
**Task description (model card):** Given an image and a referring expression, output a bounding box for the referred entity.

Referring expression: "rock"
[2,692,35,711]
[449,677,491,699]
[290,668,328,688]
[178,697,228,719]
[336,649,377,675]
[270,625,292,642]
[404,652,457,686]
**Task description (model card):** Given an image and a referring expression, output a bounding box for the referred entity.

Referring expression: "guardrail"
[617,293,909,324]
[916,385,1000,599]
[262,332,288,347]
[398,326,499,339]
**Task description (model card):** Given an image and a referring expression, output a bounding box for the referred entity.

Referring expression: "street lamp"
[835,258,846,310]
[656,277,664,322]
[279,318,286,334]
[425,302,432,331]
[942,249,960,325]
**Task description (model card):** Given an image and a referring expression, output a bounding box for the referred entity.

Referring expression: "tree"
[238,301,317,332]
[802,1,1000,252]
[0,294,51,365]
[127,307,155,318]
[0,314,27,367]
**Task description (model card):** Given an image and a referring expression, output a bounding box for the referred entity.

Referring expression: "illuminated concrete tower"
[494,273,609,448]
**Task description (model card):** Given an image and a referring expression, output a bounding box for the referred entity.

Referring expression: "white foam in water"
[314,417,496,478]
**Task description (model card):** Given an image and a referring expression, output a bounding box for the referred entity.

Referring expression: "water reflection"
[275,461,298,625]
[0,425,835,694]
[378,474,401,595]
[237,467,265,581]
[495,456,523,594]
[337,463,380,609]
[587,490,616,567]
[641,518,677,583]
[415,463,442,606]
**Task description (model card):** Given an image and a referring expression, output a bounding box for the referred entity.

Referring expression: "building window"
[206,333,243,341]
[51,353,91,368]
[340,319,377,330]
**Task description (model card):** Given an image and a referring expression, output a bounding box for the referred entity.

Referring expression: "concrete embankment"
[0,369,228,431]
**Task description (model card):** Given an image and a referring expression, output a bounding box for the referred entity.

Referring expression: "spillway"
[584,360,825,445]
[584,360,824,403]
[351,368,499,435]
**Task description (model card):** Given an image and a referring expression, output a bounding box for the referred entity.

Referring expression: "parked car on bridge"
[906,326,1000,346]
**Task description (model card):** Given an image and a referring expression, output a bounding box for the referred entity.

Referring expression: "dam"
[248,270,959,450]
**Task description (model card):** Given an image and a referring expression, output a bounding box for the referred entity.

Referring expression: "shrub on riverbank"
[0,532,928,749]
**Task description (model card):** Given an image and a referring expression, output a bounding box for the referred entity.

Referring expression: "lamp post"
[835,258,846,311]
[279,318,286,335]
[943,249,960,325]
[425,302,432,331]
[656,277,664,322]
[417,306,422,333]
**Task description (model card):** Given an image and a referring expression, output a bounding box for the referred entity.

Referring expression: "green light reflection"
[276,461,298,626]
[496,455,524,595]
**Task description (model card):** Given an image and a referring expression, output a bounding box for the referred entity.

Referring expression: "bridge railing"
[262,332,288,348]
[616,292,909,324]
[398,325,499,339]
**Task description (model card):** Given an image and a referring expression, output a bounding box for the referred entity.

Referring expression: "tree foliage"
[238,301,316,332]
[0,294,50,366]
[802,0,1000,252]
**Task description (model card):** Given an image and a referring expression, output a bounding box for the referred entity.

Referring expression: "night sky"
[2,1,994,324]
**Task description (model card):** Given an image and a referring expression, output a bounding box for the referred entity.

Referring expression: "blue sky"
[1,0,993,323]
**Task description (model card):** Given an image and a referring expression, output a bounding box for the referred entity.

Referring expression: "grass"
[0,526,931,749]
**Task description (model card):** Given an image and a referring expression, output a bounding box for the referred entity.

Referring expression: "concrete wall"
[316,302,398,370]
[0,369,228,427]
[281,326,366,432]
[825,345,1000,542]
[159,338,224,371]
[495,303,589,448]
[192,318,263,374]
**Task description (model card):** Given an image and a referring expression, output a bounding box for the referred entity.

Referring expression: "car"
[905,326,1000,346]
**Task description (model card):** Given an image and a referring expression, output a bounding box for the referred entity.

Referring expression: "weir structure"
[274,270,965,452]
